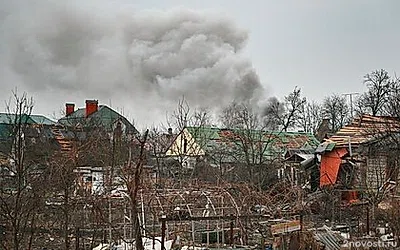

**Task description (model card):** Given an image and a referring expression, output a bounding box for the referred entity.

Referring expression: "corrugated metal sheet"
[185,126,319,161]
[312,226,344,250]
[0,113,55,125]
[326,115,400,147]
[320,148,348,186]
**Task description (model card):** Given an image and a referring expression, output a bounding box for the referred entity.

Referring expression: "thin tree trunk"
[75,227,80,250]
[132,202,144,250]
[28,215,35,250]
[13,219,19,250]
[129,130,148,250]
[64,189,70,250]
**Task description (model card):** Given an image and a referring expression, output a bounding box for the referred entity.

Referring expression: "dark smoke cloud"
[0,0,266,126]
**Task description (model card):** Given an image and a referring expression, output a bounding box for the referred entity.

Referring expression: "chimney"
[316,118,331,141]
[85,100,98,117]
[66,103,75,116]
[168,128,173,135]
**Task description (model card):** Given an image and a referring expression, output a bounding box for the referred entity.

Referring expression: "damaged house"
[316,114,400,206]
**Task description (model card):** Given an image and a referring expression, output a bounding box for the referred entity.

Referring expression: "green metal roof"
[0,113,55,125]
[29,115,56,125]
[185,126,320,162]
[186,126,221,140]
[186,126,319,145]
[58,105,138,134]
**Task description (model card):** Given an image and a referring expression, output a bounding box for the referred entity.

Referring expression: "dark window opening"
[183,138,188,154]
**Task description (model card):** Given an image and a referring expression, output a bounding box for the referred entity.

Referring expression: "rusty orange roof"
[326,115,400,147]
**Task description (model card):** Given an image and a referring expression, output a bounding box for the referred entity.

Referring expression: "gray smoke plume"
[0,0,265,126]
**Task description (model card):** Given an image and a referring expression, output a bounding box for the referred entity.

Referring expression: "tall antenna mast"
[343,92,359,118]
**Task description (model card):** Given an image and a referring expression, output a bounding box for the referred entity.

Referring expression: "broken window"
[338,162,356,189]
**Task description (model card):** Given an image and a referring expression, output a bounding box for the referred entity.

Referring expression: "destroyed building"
[299,114,400,239]
[316,114,400,203]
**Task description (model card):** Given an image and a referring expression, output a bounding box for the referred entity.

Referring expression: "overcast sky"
[141,0,400,98]
[1,0,399,127]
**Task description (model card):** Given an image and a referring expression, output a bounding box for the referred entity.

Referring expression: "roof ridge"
[187,125,315,135]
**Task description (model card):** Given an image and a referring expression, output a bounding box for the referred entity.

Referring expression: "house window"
[338,163,355,188]
[183,138,188,154]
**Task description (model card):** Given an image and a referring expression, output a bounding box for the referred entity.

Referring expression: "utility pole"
[343,92,359,118]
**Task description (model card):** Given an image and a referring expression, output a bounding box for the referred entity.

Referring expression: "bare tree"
[220,101,261,130]
[122,130,149,250]
[359,69,392,116]
[35,111,136,249]
[164,97,214,180]
[383,74,400,117]
[322,94,350,132]
[43,117,113,249]
[166,96,212,131]
[47,151,78,250]
[298,101,322,134]
[219,102,281,190]
[263,87,306,131]
[261,97,282,130]
[0,91,50,250]
[146,127,167,183]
